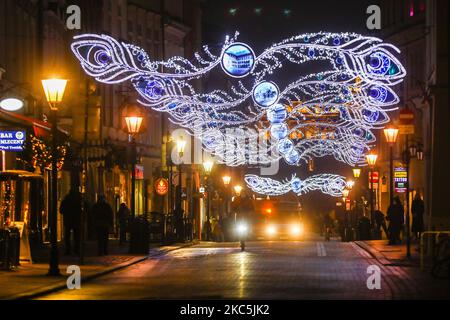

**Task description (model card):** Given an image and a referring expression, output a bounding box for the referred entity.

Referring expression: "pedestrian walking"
[411,193,425,241]
[386,196,404,245]
[59,188,82,255]
[92,195,114,255]
[374,209,388,239]
[117,203,130,245]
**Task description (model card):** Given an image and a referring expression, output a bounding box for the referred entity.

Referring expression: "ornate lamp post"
[342,187,351,239]
[366,152,378,228]
[125,115,143,219]
[41,77,67,276]
[222,175,231,219]
[383,126,399,206]
[402,140,424,258]
[234,185,243,197]
[203,160,214,241]
[176,136,186,241]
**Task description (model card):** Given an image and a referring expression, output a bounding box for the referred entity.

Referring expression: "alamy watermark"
[366,5,381,30]
[366,265,381,290]
[66,265,81,290]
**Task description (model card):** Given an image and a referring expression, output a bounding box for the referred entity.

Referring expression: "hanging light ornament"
[71,31,406,197]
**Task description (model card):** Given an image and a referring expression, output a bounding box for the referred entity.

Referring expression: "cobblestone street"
[38,236,450,300]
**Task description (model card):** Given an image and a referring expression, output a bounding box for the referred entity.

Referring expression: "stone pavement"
[37,238,450,300]
[0,239,197,300]
[355,239,422,266]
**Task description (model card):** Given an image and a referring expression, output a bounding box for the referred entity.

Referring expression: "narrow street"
[37,235,449,300]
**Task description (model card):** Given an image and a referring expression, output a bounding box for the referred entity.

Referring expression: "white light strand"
[244,174,347,197]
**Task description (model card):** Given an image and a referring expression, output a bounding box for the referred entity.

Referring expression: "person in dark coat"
[92,195,113,255]
[386,196,404,245]
[374,209,388,239]
[117,203,130,245]
[59,188,82,255]
[411,194,425,240]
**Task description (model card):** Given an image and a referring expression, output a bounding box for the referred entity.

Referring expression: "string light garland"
[245,174,347,197]
[17,134,67,171]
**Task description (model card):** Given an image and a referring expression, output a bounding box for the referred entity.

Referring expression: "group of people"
[60,188,131,256]
[374,194,425,245]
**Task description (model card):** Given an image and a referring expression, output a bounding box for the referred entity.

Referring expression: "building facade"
[1,0,204,244]
[376,0,449,229]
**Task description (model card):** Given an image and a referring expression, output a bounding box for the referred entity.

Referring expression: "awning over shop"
[0,109,68,138]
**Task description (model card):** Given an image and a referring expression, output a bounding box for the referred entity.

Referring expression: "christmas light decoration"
[71,32,406,197]
[245,174,347,197]
[17,134,67,171]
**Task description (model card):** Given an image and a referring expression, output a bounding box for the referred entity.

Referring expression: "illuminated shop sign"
[394,167,407,193]
[0,130,26,151]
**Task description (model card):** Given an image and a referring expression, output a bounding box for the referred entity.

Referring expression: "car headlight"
[290,224,304,236]
[266,225,277,236]
[236,223,248,235]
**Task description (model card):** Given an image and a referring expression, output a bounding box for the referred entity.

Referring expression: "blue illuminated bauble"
[277,138,294,155]
[168,102,177,109]
[284,150,300,165]
[94,50,111,65]
[308,48,315,58]
[221,43,255,78]
[367,52,391,75]
[333,38,341,46]
[267,103,287,124]
[291,177,302,193]
[252,81,279,107]
[368,86,387,103]
[369,56,381,68]
[270,123,288,140]
[144,81,164,98]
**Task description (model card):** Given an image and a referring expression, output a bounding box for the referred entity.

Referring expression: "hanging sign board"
[399,108,415,135]
[394,167,407,193]
[368,171,379,189]
[155,178,169,196]
[345,198,351,211]
[135,164,144,180]
[0,130,26,151]
[398,125,415,135]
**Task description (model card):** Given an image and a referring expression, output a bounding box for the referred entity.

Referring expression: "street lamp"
[203,160,214,241]
[175,136,187,241]
[176,136,186,158]
[342,189,350,198]
[366,152,378,232]
[346,180,355,190]
[416,144,424,161]
[222,175,231,186]
[125,115,143,220]
[402,139,424,258]
[234,185,243,196]
[383,126,399,206]
[41,77,67,276]
[352,168,361,179]
[222,175,231,219]
[203,160,213,174]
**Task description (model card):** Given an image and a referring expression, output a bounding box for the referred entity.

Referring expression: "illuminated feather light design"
[245,174,347,197]
[71,32,406,197]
